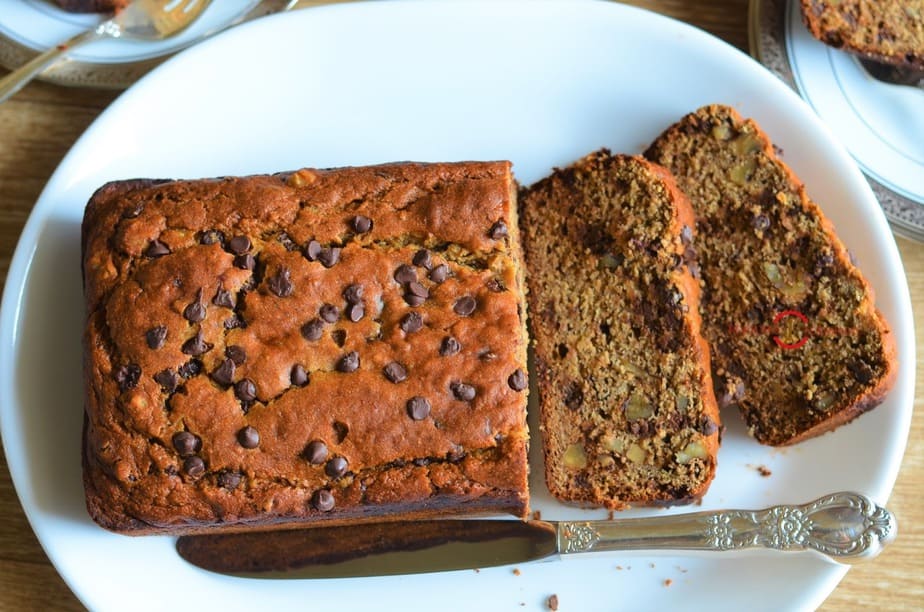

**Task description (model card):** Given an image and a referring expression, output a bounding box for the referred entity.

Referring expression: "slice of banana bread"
[800,0,923,70]
[56,0,128,13]
[646,104,897,446]
[519,152,720,509]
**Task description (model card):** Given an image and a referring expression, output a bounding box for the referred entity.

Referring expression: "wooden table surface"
[0,1,921,609]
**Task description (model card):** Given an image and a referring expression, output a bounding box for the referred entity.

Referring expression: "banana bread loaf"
[81,161,530,534]
[800,0,923,70]
[519,152,720,509]
[646,104,897,446]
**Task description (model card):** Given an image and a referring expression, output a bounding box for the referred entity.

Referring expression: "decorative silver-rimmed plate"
[750,0,924,241]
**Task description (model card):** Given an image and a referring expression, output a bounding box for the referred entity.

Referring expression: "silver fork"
[0,0,213,104]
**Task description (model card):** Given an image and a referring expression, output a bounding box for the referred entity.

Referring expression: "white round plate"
[0,0,259,87]
[0,1,914,611]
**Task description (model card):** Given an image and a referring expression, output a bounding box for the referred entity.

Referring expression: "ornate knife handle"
[557,492,895,564]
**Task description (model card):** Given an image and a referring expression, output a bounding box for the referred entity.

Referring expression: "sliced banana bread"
[800,0,923,70]
[646,104,897,446]
[520,152,720,509]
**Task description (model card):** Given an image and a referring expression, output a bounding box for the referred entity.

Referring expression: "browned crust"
[81,162,530,535]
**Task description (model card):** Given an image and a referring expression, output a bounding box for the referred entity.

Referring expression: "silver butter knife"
[175,491,895,579]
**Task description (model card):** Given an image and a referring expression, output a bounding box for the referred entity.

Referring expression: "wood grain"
[0,1,920,610]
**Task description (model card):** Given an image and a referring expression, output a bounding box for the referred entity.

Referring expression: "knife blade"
[175,491,895,579]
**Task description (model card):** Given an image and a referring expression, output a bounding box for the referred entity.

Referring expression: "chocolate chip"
[439,336,461,356]
[146,326,167,349]
[224,314,246,330]
[450,382,476,401]
[563,381,584,410]
[336,351,360,373]
[319,304,340,323]
[211,359,236,386]
[345,302,365,322]
[290,364,309,387]
[848,361,874,385]
[394,264,417,284]
[172,431,201,457]
[343,284,364,304]
[178,359,203,378]
[144,239,170,258]
[304,440,329,464]
[200,229,225,245]
[228,235,252,255]
[508,369,527,391]
[114,364,141,392]
[237,426,260,449]
[700,416,719,436]
[383,362,408,383]
[325,456,349,478]
[489,220,508,240]
[680,225,693,245]
[235,379,257,402]
[331,329,347,347]
[400,312,423,333]
[154,369,178,392]
[267,266,294,297]
[412,249,432,269]
[486,277,507,292]
[226,345,246,365]
[428,264,449,284]
[183,298,206,324]
[183,456,206,478]
[312,489,335,512]
[213,285,235,309]
[404,293,426,307]
[301,319,325,341]
[407,281,428,298]
[753,214,771,231]
[305,240,322,261]
[453,296,477,316]
[181,332,212,356]
[478,350,497,362]
[234,253,255,270]
[217,470,242,490]
[318,247,341,268]
[407,396,431,421]
[352,215,373,233]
